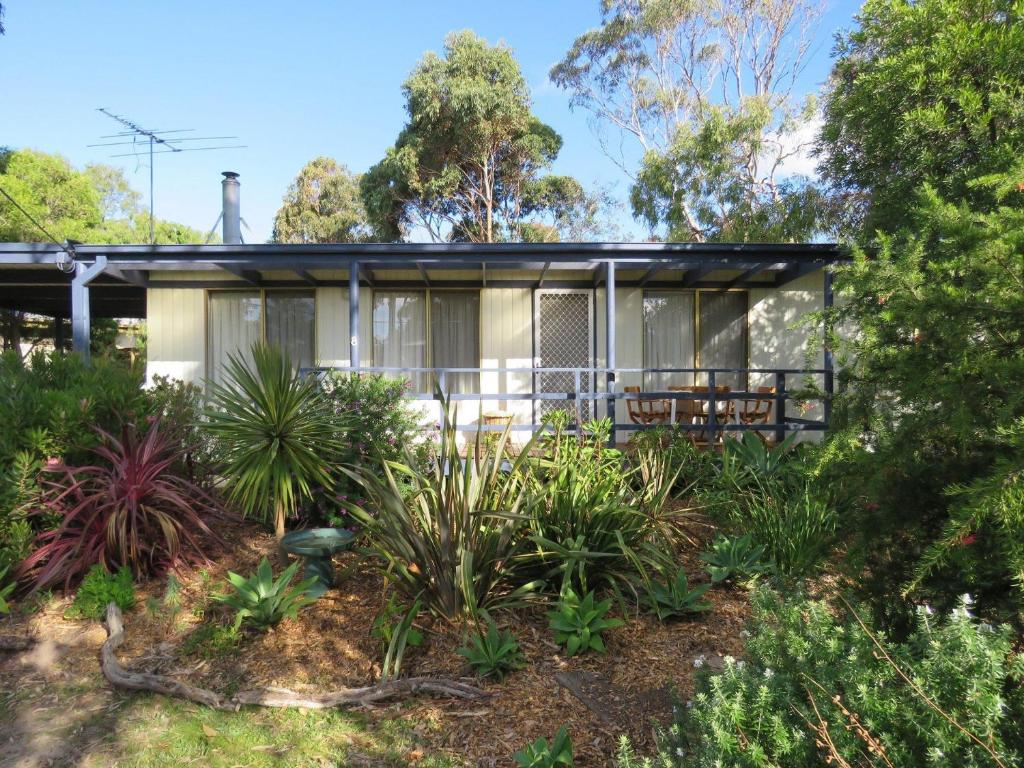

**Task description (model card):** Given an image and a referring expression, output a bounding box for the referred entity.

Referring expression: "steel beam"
[605,260,616,443]
[72,255,107,362]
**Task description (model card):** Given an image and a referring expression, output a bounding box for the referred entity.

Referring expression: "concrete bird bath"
[279,528,355,599]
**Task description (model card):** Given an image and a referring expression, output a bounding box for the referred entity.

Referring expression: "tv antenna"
[89,108,246,243]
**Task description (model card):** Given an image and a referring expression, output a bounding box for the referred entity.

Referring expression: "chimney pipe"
[221,171,241,244]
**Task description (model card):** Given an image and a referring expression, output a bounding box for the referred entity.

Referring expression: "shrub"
[547,588,623,657]
[529,415,675,593]
[641,566,711,620]
[620,588,1024,767]
[213,557,317,631]
[66,564,135,620]
[20,420,221,590]
[343,398,543,621]
[514,725,573,768]
[146,375,220,484]
[372,595,424,680]
[700,533,771,584]
[204,343,347,540]
[458,618,525,680]
[742,482,837,578]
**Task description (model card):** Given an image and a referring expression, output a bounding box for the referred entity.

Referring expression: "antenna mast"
[91,109,245,243]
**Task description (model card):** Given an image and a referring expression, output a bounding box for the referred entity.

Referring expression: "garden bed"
[0,514,749,766]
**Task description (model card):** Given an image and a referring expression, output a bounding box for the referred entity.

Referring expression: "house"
[0,173,844,444]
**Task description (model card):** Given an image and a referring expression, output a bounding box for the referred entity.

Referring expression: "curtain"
[698,292,747,388]
[266,291,315,372]
[208,291,262,388]
[431,292,480,394]
[373,291,427,391]
[643,291,695,390]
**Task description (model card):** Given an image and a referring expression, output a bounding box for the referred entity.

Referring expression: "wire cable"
[0,184,78,271]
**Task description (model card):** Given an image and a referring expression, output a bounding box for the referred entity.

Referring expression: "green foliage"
[641,566,711,621]
[343,398,543,621]
[272,157,375,243]
[514,725,573,768]
[819,0,1024,233]
[0,566,14,614]
[362,30,595,243]
[66,564,135,620]
[309,372,428,525]
[811,187,1024,624]
[457,618,525,680]
[621,588,1024,767]
[547,588,623,657]
[378,598,423,680]
[146,375,220,483]
[204,343,346,538]
[213,557,317,631]
[179,621,242,659]
[700,534,771,584]
[529,415,677,594]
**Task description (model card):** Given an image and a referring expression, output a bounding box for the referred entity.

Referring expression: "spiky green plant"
[641,566,712,620]
[204,343,346,540]
[458,618,525,680]
[343,394,544,621]
[701,533,772,584]
[514,725,574,767]
[547,588,623,656]
[213,557,317,631]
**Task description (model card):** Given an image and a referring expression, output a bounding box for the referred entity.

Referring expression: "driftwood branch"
[101,603,487,711]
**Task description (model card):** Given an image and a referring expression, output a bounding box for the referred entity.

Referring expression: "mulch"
[0,515,752,767]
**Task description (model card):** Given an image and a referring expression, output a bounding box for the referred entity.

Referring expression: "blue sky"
[1,0,861,242]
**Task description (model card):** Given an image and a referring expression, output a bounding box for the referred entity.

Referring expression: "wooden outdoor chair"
[739,386,775,444]
[669,385,734,446]
[624,386,670,425]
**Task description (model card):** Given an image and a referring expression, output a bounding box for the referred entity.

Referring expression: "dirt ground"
[0,517,750,767]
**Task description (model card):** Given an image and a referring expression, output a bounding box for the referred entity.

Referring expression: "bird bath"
[279,528,355,599]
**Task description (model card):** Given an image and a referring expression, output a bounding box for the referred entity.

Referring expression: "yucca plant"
[641,565,712,620]
[514,725,573,767]
[547,588,623,656]
[458,618,525,680]
[19,420,220,590]
[204,343,346,541]
[342,395,544,621]
[701,533,772,583]
[213,556,317,631]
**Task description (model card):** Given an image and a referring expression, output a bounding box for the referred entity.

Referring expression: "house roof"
[0,241,846,318]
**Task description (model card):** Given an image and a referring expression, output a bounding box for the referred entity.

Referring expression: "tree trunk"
[275,498,288,564]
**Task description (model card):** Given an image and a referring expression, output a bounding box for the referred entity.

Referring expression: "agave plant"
[547,588,623,656]
[701,533,772,583]
[458,618,525,680]
[513,725,573,767]
[20,420,220,590]
[213,557,317,631]
[204,343,346,541]
[641,566,712,621]
[343,394,544,621]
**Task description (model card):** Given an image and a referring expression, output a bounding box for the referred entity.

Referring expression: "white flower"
[736,660,746,670]
[676,747,686,757]
[763,668,775,679]
[724,655,736,666]
[685,700,694,710]
[693,654,707,668]
[740,629,751,639]
[979,622,995,634]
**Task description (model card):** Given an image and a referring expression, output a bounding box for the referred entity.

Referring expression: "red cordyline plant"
[19,419,222,591]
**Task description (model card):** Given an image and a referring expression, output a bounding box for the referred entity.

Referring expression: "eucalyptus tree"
[361,30,597,243]
[272,157,375,243]
[552,0,827,242]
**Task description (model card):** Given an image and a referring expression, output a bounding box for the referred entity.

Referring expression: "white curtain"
[698,292,747,388]
[373,291,427,391]
[431,292,480,394]
[266,292,315,372]
[208,291,262,387]
[643,291,695,390]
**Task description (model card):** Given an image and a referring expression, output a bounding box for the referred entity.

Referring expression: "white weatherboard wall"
[145,288,206,385]
[480,287,533,428]
[748,270,825,440]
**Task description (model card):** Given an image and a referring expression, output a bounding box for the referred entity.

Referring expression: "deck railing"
[300,366,832,444]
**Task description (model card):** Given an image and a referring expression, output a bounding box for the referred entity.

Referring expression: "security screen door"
[534,289,594,422]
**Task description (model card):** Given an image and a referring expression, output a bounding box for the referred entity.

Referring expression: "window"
[642,290,747,389]
[207,290,315,386]
[372,290,480,393]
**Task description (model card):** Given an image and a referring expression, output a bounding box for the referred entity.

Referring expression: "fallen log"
[101,603,487,711]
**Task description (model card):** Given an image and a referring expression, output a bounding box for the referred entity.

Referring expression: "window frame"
[641,288,749,385]
[205,288,318,378]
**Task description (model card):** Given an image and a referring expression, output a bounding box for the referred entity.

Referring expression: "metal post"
[823,268,834,429]
[349,261,360,371]
[708,369,717,443]
[773,371,787,445]
[71,256,107,363]
[149,137,155,244]
[605,260,616,444]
